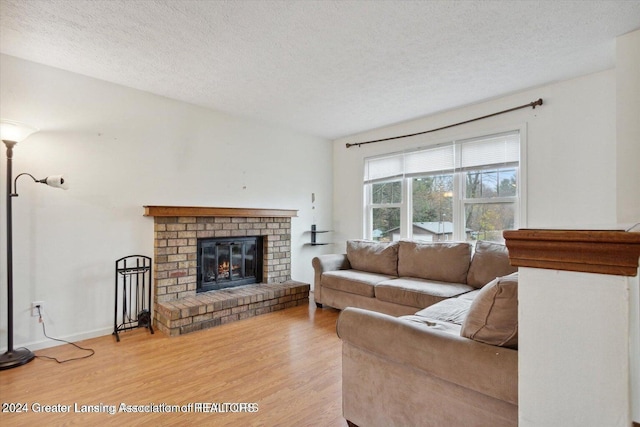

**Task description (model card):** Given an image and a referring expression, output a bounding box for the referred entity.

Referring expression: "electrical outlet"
[31,301,44,317]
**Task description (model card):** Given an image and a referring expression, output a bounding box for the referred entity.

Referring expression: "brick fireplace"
[144,206,309,336]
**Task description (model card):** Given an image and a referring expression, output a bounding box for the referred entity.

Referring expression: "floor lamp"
[0,119,68,370]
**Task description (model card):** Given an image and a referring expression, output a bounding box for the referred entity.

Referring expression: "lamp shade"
[44,175,69,190]
[0,119,39,143]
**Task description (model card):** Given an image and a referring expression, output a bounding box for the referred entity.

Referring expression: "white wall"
[333,69,618,243]
[0,54,333,350]
[616,29,640,225]
[617,29,640,424]
[518,267,634,427]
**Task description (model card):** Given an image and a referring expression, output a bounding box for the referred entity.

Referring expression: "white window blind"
[458,131,520,170]
[363,154,404,183]
[364,130,520,181]
[405,145,455,177]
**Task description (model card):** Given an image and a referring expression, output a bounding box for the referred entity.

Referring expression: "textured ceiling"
[1,0,640,140]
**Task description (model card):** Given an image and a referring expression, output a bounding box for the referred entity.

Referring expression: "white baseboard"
[1,327,114,353]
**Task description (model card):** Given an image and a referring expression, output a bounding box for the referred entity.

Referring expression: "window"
[364,130,523,243]
[411,174,454,242]
[370,180,402,241]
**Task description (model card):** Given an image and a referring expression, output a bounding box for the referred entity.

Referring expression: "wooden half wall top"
[504,228,640,276]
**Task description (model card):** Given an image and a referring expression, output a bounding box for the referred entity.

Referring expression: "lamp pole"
[0,120,64,370]
[0,139,35,369]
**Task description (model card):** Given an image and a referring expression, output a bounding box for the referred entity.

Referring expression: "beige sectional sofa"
[312,239,519,427]
[312,239,516,315]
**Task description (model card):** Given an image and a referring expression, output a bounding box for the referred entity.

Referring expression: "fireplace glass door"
[198,237,262,292]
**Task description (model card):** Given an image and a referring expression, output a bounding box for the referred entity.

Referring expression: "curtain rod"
[346,98,543,148]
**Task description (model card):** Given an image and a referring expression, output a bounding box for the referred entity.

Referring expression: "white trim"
[404,179,413,239]
[519,122,528,228]
[1,326,114,353]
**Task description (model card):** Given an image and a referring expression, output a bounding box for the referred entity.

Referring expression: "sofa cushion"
[466,241,518,288]
[346,240,399,276]
[397,240,472,283]
[398,315,463,336]
[321,270,394,298]
[461,272,518,349]
[375,277,474,309]
[413,289,480,325]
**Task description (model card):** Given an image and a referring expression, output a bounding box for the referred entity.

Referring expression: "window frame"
[364,179,406,241]
[363,125,527,242]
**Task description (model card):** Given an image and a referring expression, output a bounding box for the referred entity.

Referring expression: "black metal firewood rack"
[113,255,154,342]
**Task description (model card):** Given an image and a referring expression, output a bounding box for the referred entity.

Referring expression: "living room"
[1,1,639,426]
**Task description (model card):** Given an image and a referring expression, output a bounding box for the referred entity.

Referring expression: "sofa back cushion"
[466,241,518,288]
[346,240,399,276]
[397,241,472,283]
[461,272,518,349]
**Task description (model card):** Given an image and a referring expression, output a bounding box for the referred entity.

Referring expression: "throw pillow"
[460,272,518,348]
[466,241,518,288]
[346,240,399,276]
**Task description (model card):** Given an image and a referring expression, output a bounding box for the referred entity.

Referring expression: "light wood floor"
[0,298,345,426]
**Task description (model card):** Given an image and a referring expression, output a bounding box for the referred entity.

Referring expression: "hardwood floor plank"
[0,300,345,426]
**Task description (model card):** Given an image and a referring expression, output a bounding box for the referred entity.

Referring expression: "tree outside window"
[464,167,517,242]
[371,181,401,241]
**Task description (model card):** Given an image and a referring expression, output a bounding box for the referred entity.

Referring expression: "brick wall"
[153,215,292,304]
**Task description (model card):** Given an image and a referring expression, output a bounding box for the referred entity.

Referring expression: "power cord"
[35,305,95,363]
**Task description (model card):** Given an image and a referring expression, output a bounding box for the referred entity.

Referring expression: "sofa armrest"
[312,254,350,305]
[312,253,350,273]
[336,307,517,404]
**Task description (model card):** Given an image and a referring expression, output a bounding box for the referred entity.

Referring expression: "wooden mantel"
[143,206,298,218]
[504,228,640,276]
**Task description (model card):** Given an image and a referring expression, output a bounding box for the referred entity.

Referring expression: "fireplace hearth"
[197,236,263,292]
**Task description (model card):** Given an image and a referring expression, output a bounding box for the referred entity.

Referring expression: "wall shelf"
[306,225,332,246]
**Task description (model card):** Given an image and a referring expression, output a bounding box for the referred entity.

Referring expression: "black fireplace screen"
[197,237,262,292]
